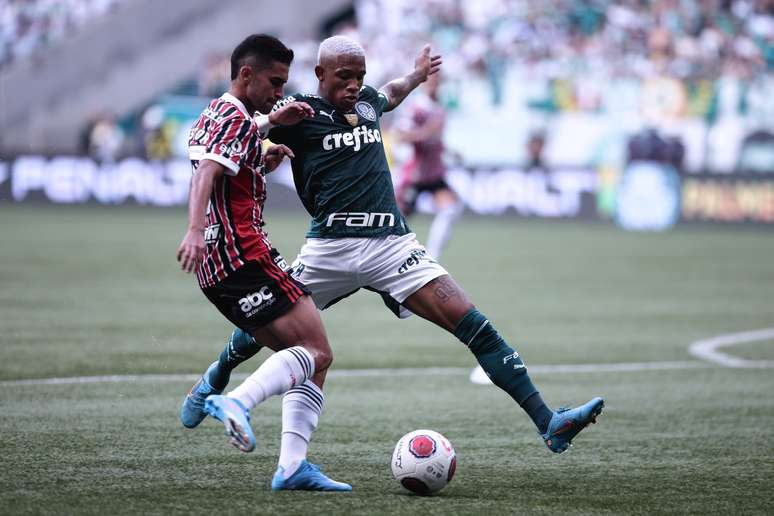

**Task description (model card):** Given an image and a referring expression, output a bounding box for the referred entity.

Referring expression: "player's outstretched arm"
[177,159,224,273]
[266,101,315,126]
[380,45,442,112]
[255,101,314,137]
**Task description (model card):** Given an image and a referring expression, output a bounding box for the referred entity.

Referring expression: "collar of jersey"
[220,92,251,118]
[310,93,360,114]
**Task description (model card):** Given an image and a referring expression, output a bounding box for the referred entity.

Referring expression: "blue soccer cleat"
[271,460,352,491]
[204,395,256,453]
[541,397,604,453]
[180,361,222,429]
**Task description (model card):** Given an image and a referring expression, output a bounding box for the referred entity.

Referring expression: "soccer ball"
[391,429,456,495]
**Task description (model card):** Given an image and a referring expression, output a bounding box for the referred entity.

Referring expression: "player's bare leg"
[202,296,349,490]
[403,275,604,453]
[205,296,328,451]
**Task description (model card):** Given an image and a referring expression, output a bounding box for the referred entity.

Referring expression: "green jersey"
[268,85,410,238]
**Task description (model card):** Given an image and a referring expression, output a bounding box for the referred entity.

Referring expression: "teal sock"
[207,328,262,391]
[454,309,553,432]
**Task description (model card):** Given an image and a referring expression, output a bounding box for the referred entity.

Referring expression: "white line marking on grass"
[688,327,774,368]
[527,361,710,373]
[0,370,473,387]
[0,361,711,387]
[468,361,709,384]
[3,328,771,387]
[4,374,201,386]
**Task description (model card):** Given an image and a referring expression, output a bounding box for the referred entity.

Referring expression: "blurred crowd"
[0,0,127,69]
[349,0,773,99]
[190,0,773,120]
[12,0,766,169]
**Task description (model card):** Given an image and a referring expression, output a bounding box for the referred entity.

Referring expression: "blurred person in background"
[198,52,230,98]
[87,111,124,163]
[140,105,174,160]
[526,129,547,170]
[394,71,463,259]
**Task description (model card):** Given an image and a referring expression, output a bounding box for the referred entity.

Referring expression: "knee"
[305,338,333,372]
[315,346,333,372]
[449,301,475,328]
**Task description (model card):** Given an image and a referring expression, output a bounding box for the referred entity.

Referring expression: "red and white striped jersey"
[188,92,271,288]
[398,92,446,185]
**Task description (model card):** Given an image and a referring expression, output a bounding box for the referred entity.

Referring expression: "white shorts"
[291,233,448,318]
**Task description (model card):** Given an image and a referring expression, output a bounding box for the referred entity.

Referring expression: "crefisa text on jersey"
[322,125,382,152]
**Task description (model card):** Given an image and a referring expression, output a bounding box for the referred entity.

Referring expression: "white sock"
[278,380,323,478]
[426,203,462,259]
[227,346,314,410]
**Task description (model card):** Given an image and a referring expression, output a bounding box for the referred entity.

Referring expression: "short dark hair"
[230,34,294,80]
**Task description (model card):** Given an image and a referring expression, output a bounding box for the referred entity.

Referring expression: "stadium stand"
[345,0,773,170]
[0,0,352,154]
[0,0,129,70]
[1,0,771,172]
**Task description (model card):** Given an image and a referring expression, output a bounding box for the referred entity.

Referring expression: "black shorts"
[201,249,310,334]
[414,179,450,194]
[399,179,451,215]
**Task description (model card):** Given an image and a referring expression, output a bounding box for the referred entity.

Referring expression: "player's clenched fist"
[177,229,205,273]
[269,101,315,126]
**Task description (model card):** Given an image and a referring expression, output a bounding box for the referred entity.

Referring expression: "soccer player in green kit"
[183,36,604,490]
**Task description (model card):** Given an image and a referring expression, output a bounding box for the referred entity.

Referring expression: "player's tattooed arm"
[380,45,442,112]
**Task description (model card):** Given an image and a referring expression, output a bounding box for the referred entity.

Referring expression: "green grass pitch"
[1,204,773,515]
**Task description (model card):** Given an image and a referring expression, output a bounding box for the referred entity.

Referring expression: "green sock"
[207,328,262,391]
[454,309,553,432]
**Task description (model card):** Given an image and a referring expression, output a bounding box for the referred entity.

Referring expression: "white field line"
[0,361,713,387]
[688,327,774,368]
[468,361,709,385]
[2,328,772,387]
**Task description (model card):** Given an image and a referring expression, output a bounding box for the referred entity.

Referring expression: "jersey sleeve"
[199,116,253,176]
[267,94,304,145]
[362,85,390,116]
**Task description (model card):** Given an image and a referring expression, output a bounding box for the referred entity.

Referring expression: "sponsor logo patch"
[290,261,305,279]
[272,96,297,111]
[219,139,243,157]
[397,248,428,274]
[355,101,376,122]
[202,107,223,122]
[203,223,221,244]
[273,254,289,271]
[503,351,526,370]
[238,287,275,317]
[326,212,395,227]
[322,125,381,152]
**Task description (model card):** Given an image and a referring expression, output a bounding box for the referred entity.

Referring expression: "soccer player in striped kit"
[177,34,350,491]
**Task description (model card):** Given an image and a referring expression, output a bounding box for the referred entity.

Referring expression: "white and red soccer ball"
[391,429,456,495]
